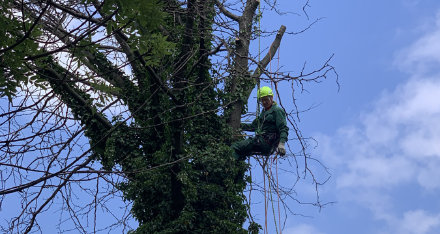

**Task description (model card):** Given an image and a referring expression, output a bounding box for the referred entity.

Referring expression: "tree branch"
[0,2,49,54]
[215,0,241,21]
[45,0,103,24]
[42,65,113,129]
[252,25,286,79]
[25,8,117,61]
[243,0,260,20]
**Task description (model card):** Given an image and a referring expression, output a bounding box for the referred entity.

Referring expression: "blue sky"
[3,1,440,233]
[252,0,440,233]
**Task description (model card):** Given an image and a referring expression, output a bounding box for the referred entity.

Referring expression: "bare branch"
[252,25,286,79]
[215,0,241,21]
[0,2,49,54]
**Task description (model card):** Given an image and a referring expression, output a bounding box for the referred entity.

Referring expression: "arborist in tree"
[232,86,289,160]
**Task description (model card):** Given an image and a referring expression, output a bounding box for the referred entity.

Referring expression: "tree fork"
[223,0,287,131]
[227,24,286,129]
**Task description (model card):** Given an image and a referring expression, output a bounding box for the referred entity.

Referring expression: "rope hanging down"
[250,3,284,233]
[261,47,282,234]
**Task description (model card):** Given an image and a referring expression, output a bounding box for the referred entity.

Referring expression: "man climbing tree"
[0,0,336,233]
[232,86,288,160]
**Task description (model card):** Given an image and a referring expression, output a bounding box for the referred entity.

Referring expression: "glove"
[277,142,286,156]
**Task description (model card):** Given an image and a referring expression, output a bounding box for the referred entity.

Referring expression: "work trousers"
[232,136,274,160]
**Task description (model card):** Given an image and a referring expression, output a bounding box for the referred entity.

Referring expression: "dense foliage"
[0,0,252,232]
[0,0,335,233]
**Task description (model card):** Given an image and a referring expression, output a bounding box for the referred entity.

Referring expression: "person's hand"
[277,142,286,156]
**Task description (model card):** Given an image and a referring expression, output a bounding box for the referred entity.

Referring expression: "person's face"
[260,96,273,110]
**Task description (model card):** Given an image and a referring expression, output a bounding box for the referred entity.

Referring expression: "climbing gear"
[261,132,279,147]
[257,86,274,99]
[249,4,284,233]
[276,142,286,156]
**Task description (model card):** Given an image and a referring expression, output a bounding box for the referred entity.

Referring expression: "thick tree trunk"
[224,0,286,131]
[225,0,258,130]
[170,0,197,217]
[227,25,286,130]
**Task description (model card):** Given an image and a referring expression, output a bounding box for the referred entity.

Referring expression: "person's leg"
[232,136,274,160]
[231,138,258,160]
[253,135,274,156]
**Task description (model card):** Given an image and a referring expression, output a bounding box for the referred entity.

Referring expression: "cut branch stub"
[228,25,287,131]
[253,25,286,79]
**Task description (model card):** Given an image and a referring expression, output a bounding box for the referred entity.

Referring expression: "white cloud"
[320,76,440,191]
[397,11,440,74]
[284,224,325,234]
[397,210,440,234]
[337,156,415,189]
[316,9,440,234]
[416,161,440,189]
[320,76,440,223]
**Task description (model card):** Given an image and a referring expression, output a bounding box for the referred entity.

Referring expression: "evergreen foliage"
[1,0,251,232]
[0,0,335,233]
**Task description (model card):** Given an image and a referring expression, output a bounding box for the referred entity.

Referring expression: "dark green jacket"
[241,103,289,143]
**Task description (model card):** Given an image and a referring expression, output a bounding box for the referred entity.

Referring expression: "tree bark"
[223,0,286,131]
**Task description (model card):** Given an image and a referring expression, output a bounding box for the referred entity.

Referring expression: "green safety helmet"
[257,86,273,99]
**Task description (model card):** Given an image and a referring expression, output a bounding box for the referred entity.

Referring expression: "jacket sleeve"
[241,117,259,132]
[275,108,289,143]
